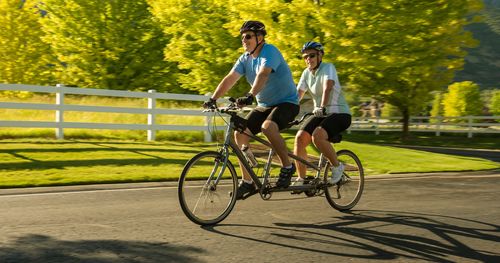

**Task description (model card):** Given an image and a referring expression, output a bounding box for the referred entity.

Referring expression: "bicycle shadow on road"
[204,210,500,262]
[0,234,204,263]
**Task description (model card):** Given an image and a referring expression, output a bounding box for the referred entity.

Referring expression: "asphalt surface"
[1,170,499,263]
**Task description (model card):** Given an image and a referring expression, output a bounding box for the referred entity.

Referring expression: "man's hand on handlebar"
[236,93,254,107]
[203,98,217,109]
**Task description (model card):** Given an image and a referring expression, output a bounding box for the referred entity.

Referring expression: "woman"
[293,41,351,186]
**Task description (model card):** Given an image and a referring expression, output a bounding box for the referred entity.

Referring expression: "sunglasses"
[241,34,255,40]
[302,53,317,59]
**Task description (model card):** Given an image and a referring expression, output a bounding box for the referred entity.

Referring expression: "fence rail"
[1,84,499,141]
[349,115,500,137]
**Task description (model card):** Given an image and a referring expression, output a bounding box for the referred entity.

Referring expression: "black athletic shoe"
[275,164,296,188]
[235,181,257,200]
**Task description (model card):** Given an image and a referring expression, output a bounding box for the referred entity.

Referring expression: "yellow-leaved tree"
[0,0,54,88]
[39,0,179,92]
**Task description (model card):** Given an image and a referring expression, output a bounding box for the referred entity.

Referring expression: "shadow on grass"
[0,146,201,155]
[204,210,500,262]
[0,234,204,263]
[0,140,206,171]
[0,158,188,171]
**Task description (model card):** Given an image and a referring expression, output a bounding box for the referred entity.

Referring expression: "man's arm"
[249,67,272,96]
[211,70,241,100]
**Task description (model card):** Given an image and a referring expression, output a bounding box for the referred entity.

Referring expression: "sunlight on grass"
[0,139,498,188]
[1,94,498,188]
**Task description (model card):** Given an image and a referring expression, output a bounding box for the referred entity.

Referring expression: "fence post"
[375,115,380,135]
[147,90,156,141]
[467,116,473,138]
[55,84,65,140]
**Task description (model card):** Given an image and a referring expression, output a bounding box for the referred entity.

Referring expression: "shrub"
[489,89,500,115]
[442,81,482,118]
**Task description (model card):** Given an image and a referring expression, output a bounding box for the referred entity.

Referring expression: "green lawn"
[339,131,500,150]
[0,138,498,188]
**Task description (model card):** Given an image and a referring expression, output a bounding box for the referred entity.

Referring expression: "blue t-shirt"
[232,43,298,107]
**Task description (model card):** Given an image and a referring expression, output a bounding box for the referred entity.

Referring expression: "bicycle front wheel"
[178,151,238,225]
[324,149,364,211]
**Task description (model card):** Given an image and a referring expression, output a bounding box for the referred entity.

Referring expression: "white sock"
[295,177,304,181]
[284,165,292,169]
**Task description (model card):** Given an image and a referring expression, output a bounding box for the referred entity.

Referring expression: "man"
[203,21,299,199]
[293,41,351,187]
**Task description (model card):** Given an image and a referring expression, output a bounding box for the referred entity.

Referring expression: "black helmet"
[240,20,267,36]
[301,41,324,54]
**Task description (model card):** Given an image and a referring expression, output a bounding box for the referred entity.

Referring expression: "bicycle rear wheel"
[178,151,238,225]
[324,149,364,211]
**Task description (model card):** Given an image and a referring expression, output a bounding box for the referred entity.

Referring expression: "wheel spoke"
[324,150,364,210]
[178,151,238,225]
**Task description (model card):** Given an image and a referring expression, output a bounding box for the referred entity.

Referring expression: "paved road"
[1,170,499,263]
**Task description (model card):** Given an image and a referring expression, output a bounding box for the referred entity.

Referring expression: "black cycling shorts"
[299,113,351,140]
[245,102,300,135]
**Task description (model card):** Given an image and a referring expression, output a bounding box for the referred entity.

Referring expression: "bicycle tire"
[324,149,364,211]
[178,151,238,225]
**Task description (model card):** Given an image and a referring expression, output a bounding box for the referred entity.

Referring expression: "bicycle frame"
[179,105,364,225]
[213,109,328,194]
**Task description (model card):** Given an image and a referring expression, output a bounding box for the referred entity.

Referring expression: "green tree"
[442,81,482,117]
[151,0,483,136]
[149,0,247,95]
[380,103,400,119]
[40,0,179,92]
[489,89,500,115]
[311,0,483,137]
[430,92,444,122]
[483,0,500,35]
[0,0,54,87]
[149,0,325,95]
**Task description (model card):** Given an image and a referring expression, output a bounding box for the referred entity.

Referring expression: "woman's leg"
[294,130,312,179]
[311,113,351,167]
[311,127,339,166]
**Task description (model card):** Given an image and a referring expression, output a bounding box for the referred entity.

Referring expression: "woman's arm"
[320,79,334,107]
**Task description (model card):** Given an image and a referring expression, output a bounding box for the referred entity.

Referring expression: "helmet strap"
[249,32,263,56]
[313,52,322,70]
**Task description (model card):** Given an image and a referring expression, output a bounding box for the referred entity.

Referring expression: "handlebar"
[288,113,313,127]
[202,97,240,114]
[203,97,312,127]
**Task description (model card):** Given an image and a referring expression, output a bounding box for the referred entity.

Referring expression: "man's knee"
[261,120,278,135]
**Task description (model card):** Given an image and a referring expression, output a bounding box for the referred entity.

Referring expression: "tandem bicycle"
[178,98,364,225]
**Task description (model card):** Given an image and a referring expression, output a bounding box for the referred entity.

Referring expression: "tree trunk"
[402,108,410,139]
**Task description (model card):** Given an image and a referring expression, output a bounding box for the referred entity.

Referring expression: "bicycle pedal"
[239,189,258,200]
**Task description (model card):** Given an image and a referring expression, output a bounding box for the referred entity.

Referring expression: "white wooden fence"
[1,84,499,141]
[0,84,223,142]
[349,116,500,138]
